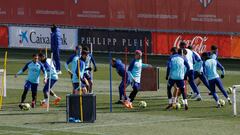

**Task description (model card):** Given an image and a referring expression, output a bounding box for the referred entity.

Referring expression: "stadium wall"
[1,25,239,58]
[0,0,240,34]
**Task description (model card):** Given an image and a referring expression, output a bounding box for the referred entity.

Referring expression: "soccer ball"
[219,99,225,106]
[176,103,181,109]
[22,103,31,111]
[227,87,233,94]
[138,101,147,108]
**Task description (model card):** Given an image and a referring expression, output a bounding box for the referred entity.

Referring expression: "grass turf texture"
[0,49,240,135]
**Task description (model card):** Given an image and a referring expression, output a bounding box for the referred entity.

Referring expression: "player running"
[38,53,61,108]
[187,46,211,93]
[166,48,190,110]
[15,54,47,109]
[82,46,97,93]
[65,45,82,94]
[202,52,232,108]
[179,42,202,100]
[111,58,128,104]
[124,50,151,109]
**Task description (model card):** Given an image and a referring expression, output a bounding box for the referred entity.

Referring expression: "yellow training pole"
[78,59,83,122]
[0,51,7,110]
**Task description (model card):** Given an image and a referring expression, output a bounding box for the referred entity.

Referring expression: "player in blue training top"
[202,52,232,108]
[124,50,151,109]
[166,48,190,110]
[65,45,82,94]
[187,46,211,93]
[38,53,61,108]
[179,42,202,101]
[111,58,128,104]
[15,54,47,109]
[50,24,62,74]
[82,46,97,93]
[75,50,88,94]
[207,45,218,60]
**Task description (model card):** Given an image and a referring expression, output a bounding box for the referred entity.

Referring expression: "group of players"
[166,41,232,110]
[15,34,231,110]
[16,45,97,109]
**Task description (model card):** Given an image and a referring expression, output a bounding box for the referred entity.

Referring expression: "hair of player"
[32,54,39,58]
[83,46,89,52]
[187,45,193,50]
[38,53,45,58]
[170,47,178,54]
[211,45,218,51]
[51,24,57,32]
[81,50,88,56]
[179,41,187,48]
[201,52,210,60]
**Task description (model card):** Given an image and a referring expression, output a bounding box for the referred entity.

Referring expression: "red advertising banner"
[0,26,8,48]
[151,32,237,58]
[1,0,240,33]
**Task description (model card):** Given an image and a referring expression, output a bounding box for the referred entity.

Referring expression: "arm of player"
[15,62,30,78]
[184,58,190,73]
[90,54,97,72]
[217,61,225,78]
[40,63,47,84]
[65,54,75,75]
[165,59,171,80]
[142,63,152,68]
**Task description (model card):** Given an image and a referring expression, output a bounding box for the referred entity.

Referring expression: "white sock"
[184,99,188,105]
[168,99,172,104]
[217,100,220,105]
[173,97,177,104]
[227,97,230,100]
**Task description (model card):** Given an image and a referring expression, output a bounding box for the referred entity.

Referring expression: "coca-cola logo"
[173,35,207,54]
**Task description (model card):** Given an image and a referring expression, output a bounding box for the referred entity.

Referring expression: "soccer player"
[111,58,128,104]
[166,48,190,110]
[207,45,218,59]
[51,24,62,74]
[65,45,82,94]
[124,50,151,109]
[82,46,97,93]
[38,53,61,107]
[75,50,88,94]
[187,46,211,93]
[15,54,47,109]
[202,52,232,108]
[179,42,202,100]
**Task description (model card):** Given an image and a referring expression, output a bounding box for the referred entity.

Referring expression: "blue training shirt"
[114,59,126,78]
[74,59,86,83]
[166,54,190,80]
[128,59,148,83]
[203,58,225,80]
[42,58,58,80]
[17,61,47,84]
[65,54,80,83]
[84,54,97,74]
[192,51,203,72]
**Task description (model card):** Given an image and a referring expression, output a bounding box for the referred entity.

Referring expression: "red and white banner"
[151,32,236,58]
[0,26,8,48]
[1,0,240,32]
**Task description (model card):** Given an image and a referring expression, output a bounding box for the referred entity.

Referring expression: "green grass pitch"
[0,49,240,135]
